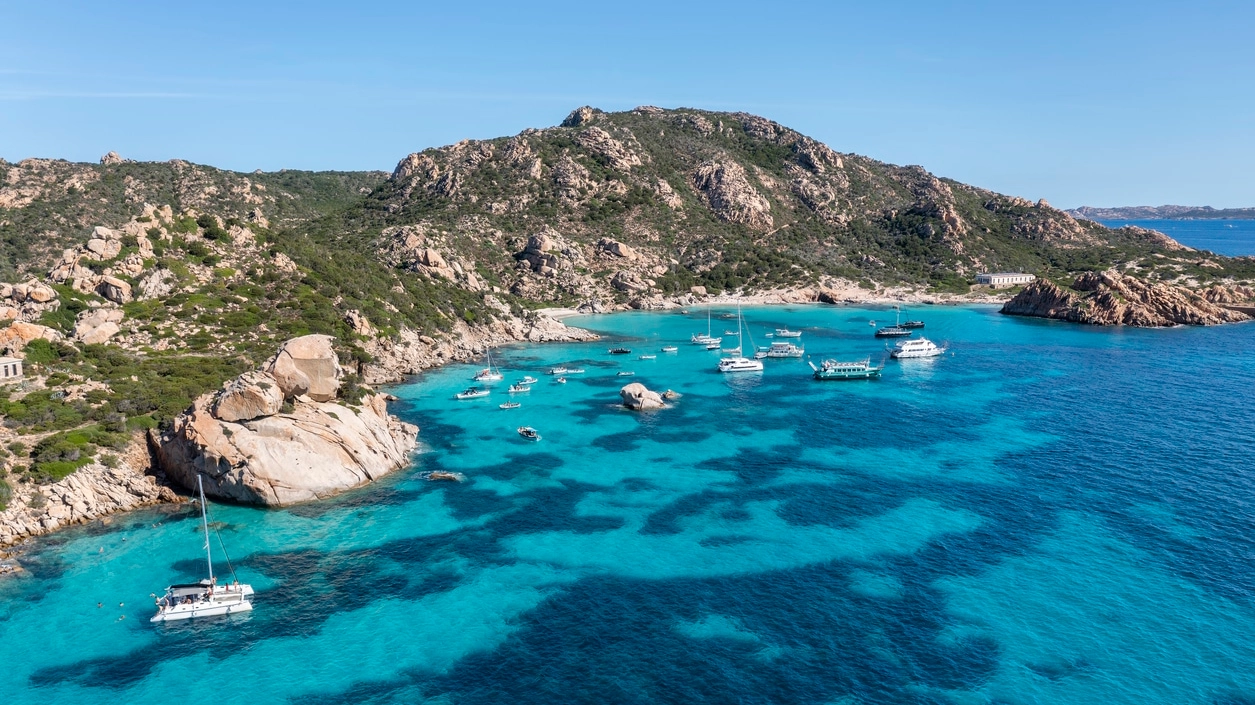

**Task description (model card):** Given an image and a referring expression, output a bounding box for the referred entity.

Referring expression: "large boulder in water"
[620,382,665,410]
[265,334,341,401]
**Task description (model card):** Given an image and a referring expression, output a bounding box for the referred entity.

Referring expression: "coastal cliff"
[153,335,418,505]
[1001,272,1252,327]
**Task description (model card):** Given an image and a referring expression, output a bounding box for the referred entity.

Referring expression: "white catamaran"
[151,476,254,623]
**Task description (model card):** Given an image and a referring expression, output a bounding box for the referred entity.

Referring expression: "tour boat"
[774,328,802,338]
[661,346,678,353]
[151,476,254,623]
[455,387,490,400]
[609,347,632,355]
[692,304,722,345]
[499,401,521,409]
[519,376,538,385]
[890,337,946,359]
[757,341,805,358]
[508,383,531,393]
[473,349,503,382]
[518,426,541,441]
[718,303,764,373]
[809,357,883,380]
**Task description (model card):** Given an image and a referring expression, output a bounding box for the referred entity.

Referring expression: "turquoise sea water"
[3,304,1255,704]
[1099,218,1255,256]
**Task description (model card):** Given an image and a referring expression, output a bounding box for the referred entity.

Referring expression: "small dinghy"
[609,347,632,355]
[519,375,539,384]
[661,345,678,353]
[455,387,490,400]
[618,371,635,376]
[508,383,531,393]
[518,426,541,441]
[499,401,521,409]
[639,354,656,360]
[556,377,567,383]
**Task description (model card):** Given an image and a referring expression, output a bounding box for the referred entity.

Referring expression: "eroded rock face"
[597,238,639,260]
[155,337,418,506]
[95,276,132,304]
[1001,272,1252,327]
[0,321,61,351]
[620,382,665,410]
[74,308,124,344]
[265,334,341,401]
[690,161,773,229]
[212,370,284,422]
[561,105,601,127]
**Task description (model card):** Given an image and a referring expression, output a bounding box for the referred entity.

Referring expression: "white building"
[0,356,22,384]
[975,272,1036,288]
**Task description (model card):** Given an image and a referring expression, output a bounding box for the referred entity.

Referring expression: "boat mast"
[198,475,214,584]
[736,301,743,356]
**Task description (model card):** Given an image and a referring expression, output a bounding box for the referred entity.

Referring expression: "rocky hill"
[3,105,1255,543]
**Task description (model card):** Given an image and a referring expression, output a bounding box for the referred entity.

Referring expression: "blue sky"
[1,0,1251,208]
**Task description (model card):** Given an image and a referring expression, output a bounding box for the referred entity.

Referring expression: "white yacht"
[890,337,946,359]
[151,476,254,623]
[519,376,538,385]
[718,303,764,373]
[473,349,503,382]
[455,386,490,399]
[774,328,802,338]
[756,341,804,359]
[692,304,722,345]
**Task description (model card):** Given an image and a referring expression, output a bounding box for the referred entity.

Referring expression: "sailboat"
[473,349,503,382]
[717,302,764,373]
[874,306,913,338]
[151,476,254,623]
[691,304,722,346]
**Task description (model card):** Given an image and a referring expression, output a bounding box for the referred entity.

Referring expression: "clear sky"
[1,0,1251,209]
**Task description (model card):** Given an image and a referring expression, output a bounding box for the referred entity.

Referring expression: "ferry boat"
[774,328,802,338]
[609,347,632,355]
[508,383,531,393]
[455,387,490,400]
[718,303,764,373]
[809,357,883,380]
[499,401,521,409]
[472,349,503,382]
[890,337,946,359]
[756,341,805,358]
[661,345,678,353]
[518,426,541,441]
[151,476,254,623]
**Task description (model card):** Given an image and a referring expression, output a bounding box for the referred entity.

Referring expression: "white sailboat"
[473,349,503,382]
[151,476,254,623]
[691,304,722,346]
[717,302,763,373]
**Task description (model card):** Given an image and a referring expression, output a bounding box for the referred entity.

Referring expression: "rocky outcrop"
[1001,272,1252,327]
[155,337,418,505]
[561,105,602,127]
[74,307,124,344]
[597,237,639,260]
[0,457,180,547]
[0,321,61,352]
[620,382,665,410]
[690,160,773,229]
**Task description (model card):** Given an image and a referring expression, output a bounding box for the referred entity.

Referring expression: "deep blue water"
[3,305,1255,704]
[1099,218,1255,256]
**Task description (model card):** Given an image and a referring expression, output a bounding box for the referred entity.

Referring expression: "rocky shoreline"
[1001,271,1251,327]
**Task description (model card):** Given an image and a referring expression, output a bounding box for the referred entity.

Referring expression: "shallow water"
[3,304,1254,704]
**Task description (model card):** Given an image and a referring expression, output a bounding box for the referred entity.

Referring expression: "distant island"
[1069,205,1255,220]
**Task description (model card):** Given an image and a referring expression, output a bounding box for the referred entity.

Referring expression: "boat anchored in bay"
[809,357,883,380]
[890,337,946,359]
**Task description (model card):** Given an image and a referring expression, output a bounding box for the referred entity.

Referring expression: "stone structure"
[0,356,22,384]
[976,272,1036,288]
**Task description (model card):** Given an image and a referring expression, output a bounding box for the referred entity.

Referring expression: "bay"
[2,304,1254,704]
[1099,218,1255,256]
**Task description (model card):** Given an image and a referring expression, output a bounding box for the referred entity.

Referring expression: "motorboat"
[718,303,764,373]
[705,343,721,350]
[566,368,586,374]
[900,320,925,329]
[519,376,539,385]
[617,371,635,376]
[639,354,656,360]
[555,377,567,383]
[757,341,804,358]
[724,330,740,336]
[518,426,541,441]
[472,349,503,382]
[151,476,254,623]
[692,304,721,345]
[774,328,802,338]
[455,387,490,400]
[508,383,531,393]
[809,357,883,380]
[546,366,570,375]
[722,346,742,355]
[661,346,678,353]
[890,337,946,359]
[719,313,735,320]
[609,347,632,355]
[499,401,521,409]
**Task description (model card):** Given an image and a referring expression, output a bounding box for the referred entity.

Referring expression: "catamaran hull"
[151,598,253,623]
